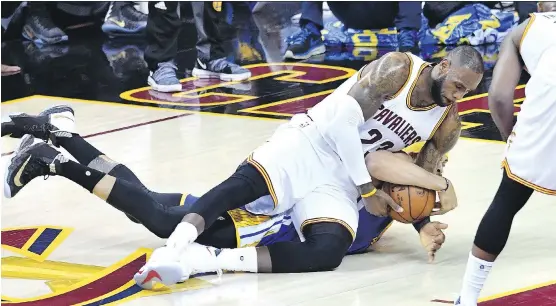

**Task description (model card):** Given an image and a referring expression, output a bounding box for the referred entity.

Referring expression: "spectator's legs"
[192,1,226,62]
[102,2,148,37]
[191,2,251,82]
[22,2,68,45]
[299,2,324,29]
[145,1,182,92]
[514,2,537,23]
[395,2,422,51]
[284,2,325,60]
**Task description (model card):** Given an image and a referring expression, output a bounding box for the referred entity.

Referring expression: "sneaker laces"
[21,156,50,183]
[30,10,57,31]
[153,61,178,80]
[290,27,312,45]
[122,2,146,21]
[208,58,238,72]
[398,30,417,48]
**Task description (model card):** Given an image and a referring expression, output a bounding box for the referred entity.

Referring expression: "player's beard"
[431,74,448,106]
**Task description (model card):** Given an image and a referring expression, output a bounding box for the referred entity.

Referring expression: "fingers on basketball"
[382,183,436,224]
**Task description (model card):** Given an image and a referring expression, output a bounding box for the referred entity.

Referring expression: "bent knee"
[313,248,345,270]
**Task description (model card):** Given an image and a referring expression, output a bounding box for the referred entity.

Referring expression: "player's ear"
[439,58,450,73]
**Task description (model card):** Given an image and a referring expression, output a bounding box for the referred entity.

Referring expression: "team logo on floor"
[121,63,525,143]
[1,226,210,305]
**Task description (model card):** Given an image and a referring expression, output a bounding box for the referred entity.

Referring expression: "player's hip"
[227,207,298,248]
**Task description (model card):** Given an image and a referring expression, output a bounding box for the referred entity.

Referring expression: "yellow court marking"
[1,226,73,262]
[2,81,526,146]
[479,279,556,302]
[239,89,334,117]
[1,247,212,304]
[2,256,104,281]
[1,95,40,104]
[120,62,355,105]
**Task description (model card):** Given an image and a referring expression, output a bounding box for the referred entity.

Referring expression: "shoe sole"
[283,44,326,60]
[39,105,75,117]
[3,138,39,199]
[40,105,76,134]
[192,68,251,82]
[4,160,13,198]
[147,76,182,93]
[101,23,146,34]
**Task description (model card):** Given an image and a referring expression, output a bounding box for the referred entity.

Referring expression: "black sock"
[59,160,105,192]
[57,134,103,165]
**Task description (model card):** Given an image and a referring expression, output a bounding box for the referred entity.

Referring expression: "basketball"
[382,183,436,223]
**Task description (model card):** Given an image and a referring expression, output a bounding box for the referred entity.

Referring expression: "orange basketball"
[382,183,436,223]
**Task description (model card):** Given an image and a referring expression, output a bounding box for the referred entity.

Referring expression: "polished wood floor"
[1,4,553,305]
[1,96,555,306]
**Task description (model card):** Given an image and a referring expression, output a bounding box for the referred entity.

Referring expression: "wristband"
[361,187,377,198]
[413,217,431,232]
[440,177,449,192]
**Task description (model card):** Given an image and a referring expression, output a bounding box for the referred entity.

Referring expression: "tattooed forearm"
[348,52,411,121]
[416,141,442,172]
[416,107,461,173]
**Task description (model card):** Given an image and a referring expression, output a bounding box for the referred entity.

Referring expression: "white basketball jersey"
[520,12,556,75]
[502,12,556,195]
[331,53,452,154]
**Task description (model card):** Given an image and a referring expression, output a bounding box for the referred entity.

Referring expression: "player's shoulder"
[377,52,412,68]
[509,15,535,46]
[363,52,411,82]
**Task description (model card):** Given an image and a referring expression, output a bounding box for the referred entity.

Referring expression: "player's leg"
[456,169,533,306]
[164,122,317,251]
[4,138,190,238]
[3,106,186,208]
[134,188,356,289]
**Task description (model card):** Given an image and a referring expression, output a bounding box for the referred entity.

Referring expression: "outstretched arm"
[488,20,527,141]
[366,151,449,192]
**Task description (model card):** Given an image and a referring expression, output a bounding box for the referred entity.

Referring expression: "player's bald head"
[431,45,484,106]
[538,1,556,12]
[446,45,485,74]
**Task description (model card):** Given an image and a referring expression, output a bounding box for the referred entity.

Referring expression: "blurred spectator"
[102,2,148,37]
[423,2,504,29]
[145,2,251,93]
[285,2,422,60]
[22,2,69,45]
[514,2,537,23]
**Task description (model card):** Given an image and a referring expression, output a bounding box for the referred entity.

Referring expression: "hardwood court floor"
[1,96,555,306]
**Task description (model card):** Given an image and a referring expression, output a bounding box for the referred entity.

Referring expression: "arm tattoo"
[348,52,411,121]
[416,107,461,173]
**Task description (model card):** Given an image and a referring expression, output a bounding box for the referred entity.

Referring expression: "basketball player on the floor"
[3,46,483,287]
[455,4,556,306]
[3,107,450,269]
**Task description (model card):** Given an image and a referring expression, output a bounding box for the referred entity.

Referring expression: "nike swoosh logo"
[197,59,207,69]
[14,156,31,187]
[140,269,162,285]
[109,18,125,28]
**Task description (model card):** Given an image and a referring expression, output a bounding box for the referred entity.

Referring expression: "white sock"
[216,247,258,273]
[459,252,493,305]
